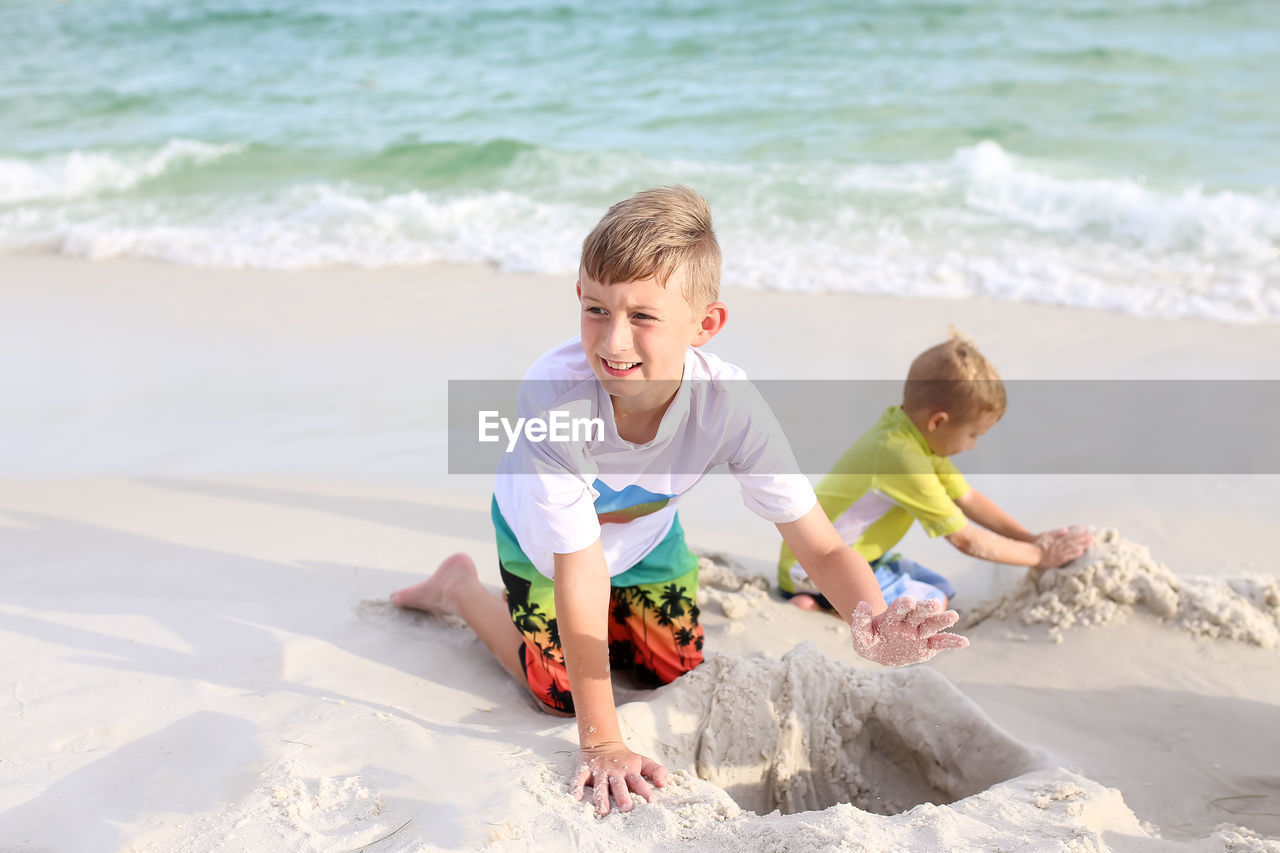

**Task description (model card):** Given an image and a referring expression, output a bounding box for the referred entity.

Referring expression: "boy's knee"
[635,647,704,689]
[517,643,575,715]
[635,670,682,690]
[531,690,575,717]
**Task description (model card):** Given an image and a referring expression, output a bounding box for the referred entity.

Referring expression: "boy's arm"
[776,503,887,616]
[945,524,1042,566]
[946,522,1088,568]
[955,489,1034,542]
[951,491,1093,568]
[778,503,968,665]
[554,541,668,816]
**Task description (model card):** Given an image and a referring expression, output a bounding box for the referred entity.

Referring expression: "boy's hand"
[849,597,968,666]
[1033,526,1093,569]
[571,740,668,816]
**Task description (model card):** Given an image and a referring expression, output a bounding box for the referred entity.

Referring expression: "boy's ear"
[926,410,950,431]
[691,301,728,347]
[575,280,581,301]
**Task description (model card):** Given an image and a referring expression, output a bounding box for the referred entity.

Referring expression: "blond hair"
[580,185,721,310]
[903,327,1007,423]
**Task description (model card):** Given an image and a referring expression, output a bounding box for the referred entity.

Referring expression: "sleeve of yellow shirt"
[931,453,972,502]
[872,447,969,539]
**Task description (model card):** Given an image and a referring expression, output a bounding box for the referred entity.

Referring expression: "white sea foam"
[1,139,1277,322]
[22,185,590,274]
[0,139,242,205]
[953,141,1280,260]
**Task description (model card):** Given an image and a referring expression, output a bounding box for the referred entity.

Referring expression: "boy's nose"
[604,318,633,354]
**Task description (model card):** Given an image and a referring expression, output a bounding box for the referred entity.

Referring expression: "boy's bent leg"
[499,564,577,715]
[888,556,956,601]
[391,552,526,685]
[780,589,835,612]
[611,565,705,688]
[875,556,951,605]
[779,563,836,612]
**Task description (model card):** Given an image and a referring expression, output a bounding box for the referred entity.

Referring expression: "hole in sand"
[645,643,1043,816]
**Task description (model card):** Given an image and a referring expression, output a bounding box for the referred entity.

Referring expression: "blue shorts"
[873,554,954,604]
[783,553,953,611]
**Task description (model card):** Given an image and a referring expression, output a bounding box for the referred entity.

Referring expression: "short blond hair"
[903,328,1007,423]
[580,185,721,310]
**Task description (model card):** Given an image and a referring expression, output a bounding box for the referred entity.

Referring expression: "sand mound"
[641,643,1044,816]
[964,529,1280,647]
[695,554,773,620]
[492,644,1280,851]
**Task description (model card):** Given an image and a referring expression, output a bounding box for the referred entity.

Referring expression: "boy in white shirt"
[391,186,967,817]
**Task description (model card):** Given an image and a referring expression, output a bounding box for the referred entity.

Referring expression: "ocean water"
[1,0,1277,321]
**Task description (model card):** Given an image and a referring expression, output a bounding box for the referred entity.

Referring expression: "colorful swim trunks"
[499,561,705,714]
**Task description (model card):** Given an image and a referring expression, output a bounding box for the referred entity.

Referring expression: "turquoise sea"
[1,0,1277,321]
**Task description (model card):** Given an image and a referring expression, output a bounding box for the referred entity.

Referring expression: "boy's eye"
[633,313,655,321]
[585,306,606,315]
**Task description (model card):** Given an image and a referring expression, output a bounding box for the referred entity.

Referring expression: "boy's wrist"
[580,736,625,754]
[578,725,624,750]
[574,704,623,749]
[1031,541,1051,568]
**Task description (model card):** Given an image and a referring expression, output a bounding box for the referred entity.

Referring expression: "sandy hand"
[849,596,969,666]
[1034,526,1094,569]
[570,741,668,817]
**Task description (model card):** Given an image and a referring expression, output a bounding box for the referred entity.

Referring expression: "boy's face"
[922,410,1001,457]
[577,270,724,408]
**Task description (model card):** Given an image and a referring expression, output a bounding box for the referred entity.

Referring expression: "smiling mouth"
[602,358,641,375]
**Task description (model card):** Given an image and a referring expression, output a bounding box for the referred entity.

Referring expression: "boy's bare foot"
[789,593,824,612]
[390,552,478,616]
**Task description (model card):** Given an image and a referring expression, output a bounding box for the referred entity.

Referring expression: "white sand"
[2,253,1279,851]
[966,529,1280,647]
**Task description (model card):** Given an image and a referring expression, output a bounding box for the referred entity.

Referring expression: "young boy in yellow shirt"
[779,331,1093,611]
[391,187,968,817]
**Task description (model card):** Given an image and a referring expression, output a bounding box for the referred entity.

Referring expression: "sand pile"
[642,643,1045,816]
[695,554,773,620]
[492,643,1280,852]
[964,529,1280,646]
